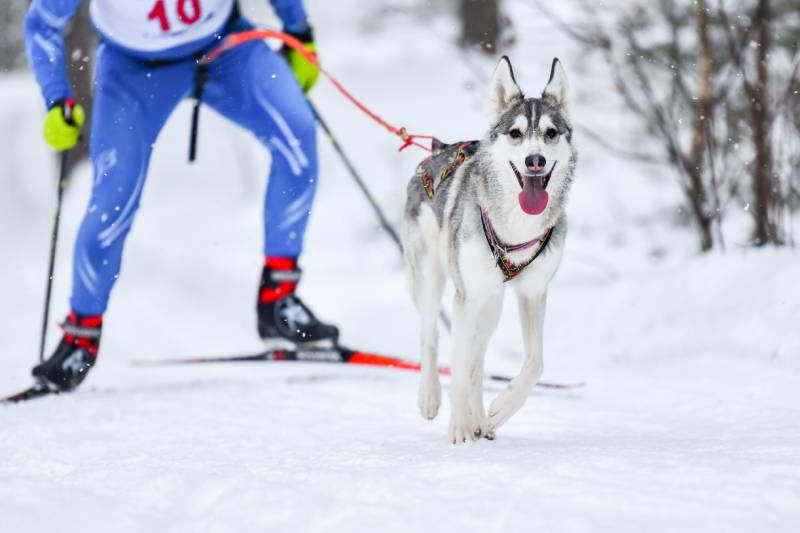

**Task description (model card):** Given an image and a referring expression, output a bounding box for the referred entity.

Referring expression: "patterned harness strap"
[421,141,480,199]
[479,206,554,282]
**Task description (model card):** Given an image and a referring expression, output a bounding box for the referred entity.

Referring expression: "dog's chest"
[506,237,564,291]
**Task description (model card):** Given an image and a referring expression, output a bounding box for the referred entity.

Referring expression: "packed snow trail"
[2,348,798,533]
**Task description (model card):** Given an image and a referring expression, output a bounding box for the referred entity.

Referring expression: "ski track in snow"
[1,1,799,531]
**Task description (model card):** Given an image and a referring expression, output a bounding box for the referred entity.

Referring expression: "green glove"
[43,99,85,152]
[282,28,319,94]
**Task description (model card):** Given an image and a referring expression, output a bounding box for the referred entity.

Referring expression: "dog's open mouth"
[510,161,556,215]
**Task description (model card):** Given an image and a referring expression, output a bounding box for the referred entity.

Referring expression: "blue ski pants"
[71,29,318,315]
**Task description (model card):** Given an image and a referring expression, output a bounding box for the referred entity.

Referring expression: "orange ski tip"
[347,352,421,371]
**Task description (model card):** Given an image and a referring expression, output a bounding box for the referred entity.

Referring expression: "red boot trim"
[63,311,103,355]
[259,282,297,303]
[260,257,299,303]
[67,311,103,328]
[264,257,298,270]
[79,315,103,327]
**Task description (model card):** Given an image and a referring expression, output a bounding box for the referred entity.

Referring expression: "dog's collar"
[479,206,554,282]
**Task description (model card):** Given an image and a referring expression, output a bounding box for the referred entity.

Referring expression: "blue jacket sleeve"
[269,0,310,34]
[23,0,82,109]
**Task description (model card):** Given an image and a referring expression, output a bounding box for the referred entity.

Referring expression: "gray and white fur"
[402,57,577,443]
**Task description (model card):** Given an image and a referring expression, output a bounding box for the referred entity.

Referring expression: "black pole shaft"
[39,150,70,362]
[308,101,452,332]
[308,102,404,252]
[188,64,208,163]
[188,99,201,163]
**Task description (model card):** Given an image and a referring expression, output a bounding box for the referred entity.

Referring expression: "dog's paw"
[448,410,479,445]
[418,377,441,420]
[488,389,527,431]
[448,420,474,445]
[470,411,491,440]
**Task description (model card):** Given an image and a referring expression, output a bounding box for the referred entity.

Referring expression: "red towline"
[201,29,435,152]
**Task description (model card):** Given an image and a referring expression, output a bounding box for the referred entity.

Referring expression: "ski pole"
[308,101,452,332]
[308,101,404,251]
[188,64,209,163]
[39,105,75,362]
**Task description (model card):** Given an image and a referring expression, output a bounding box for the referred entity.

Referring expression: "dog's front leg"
[488,290,547,433]
[416,267,445,421]
[449,290,503,444]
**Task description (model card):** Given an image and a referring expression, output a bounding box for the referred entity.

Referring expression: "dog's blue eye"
[509,129,523,139]
[546,128,558,139]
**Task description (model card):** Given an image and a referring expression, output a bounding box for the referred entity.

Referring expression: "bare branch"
[531,0,607,48]
[576,125,665,165]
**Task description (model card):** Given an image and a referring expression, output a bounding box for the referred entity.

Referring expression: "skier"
[24,0,338,392]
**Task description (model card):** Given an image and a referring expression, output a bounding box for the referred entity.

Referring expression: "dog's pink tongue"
[518,175,549,215]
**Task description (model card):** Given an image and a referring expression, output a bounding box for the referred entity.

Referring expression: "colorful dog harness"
[417,139,551,281]
[479,206,554,282]
[420,140,480,199]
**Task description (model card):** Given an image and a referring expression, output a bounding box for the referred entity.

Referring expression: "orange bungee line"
[202,29,435,152]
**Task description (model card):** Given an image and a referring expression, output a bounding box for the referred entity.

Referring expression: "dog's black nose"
[525,154,546,173]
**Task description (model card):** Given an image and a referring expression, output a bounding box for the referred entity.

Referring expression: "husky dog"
[402,57,576,444]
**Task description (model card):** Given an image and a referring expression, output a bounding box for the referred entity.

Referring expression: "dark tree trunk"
[750,0,778,245]
[0,0,28,71]
[686,0,714,251]
[458,0,501,55]
[64,2,96,174]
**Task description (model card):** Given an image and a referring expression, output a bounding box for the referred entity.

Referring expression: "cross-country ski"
[1,379,57,404]
[129,346,587,388]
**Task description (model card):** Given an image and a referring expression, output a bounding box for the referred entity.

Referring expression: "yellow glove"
[282,28,319,94]
[43,99,85,152]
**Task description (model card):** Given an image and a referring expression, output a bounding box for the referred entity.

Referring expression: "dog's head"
[485,57,575,217]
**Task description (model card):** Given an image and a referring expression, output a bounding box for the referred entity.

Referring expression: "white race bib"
[90,0,234,53]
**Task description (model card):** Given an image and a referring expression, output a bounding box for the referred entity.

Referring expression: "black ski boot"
[32,312,102,392]
[257,258,339,348]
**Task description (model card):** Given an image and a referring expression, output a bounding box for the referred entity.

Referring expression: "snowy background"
[1,1,799,531]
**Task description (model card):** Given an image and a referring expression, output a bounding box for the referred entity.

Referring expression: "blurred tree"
[0,0,28,71]
[687,0,715,250]
[717,0,800,245]
[64,2,96,173]
[587,0,727,251]
[458,0,502,55]
[0,1,96,170]
[535,0,800,250]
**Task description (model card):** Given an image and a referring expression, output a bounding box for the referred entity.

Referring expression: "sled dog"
[402,57,576,443]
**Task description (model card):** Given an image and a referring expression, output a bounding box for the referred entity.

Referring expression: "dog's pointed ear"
[490,56,523,124]
[542,58,570,119]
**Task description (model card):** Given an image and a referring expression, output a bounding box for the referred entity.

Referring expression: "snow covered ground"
[1,1,799,531]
